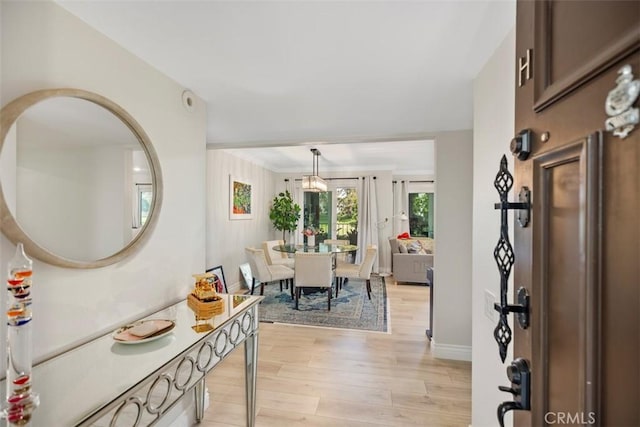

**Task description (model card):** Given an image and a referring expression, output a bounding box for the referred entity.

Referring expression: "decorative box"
[187,293,224,319]
[188,273,225,320]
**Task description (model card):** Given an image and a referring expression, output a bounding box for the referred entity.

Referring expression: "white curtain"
[289,179,304,245]
[401,180,409,234]
[393,180,410,235]
[392,181,401,235]
[281,179,303,245]
[357,176,379,272]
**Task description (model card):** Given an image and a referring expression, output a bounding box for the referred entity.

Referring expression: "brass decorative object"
[188,273,225,332]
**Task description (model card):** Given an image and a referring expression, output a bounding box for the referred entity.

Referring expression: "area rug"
[257,274,388,332]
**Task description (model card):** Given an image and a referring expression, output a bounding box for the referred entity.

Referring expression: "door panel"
[545,160,580,417]
[513,1,639,426]
[530,137,601,426]
[600,130,640,425]
[533,0,640,112]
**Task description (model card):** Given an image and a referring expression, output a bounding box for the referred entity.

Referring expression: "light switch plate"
[484,289,497,322]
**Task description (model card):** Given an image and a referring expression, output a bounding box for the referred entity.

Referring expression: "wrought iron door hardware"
[494,186,531,228]
[492,155,531,362]
[494,287,530,328]
[497,358,531,427]
[509,128,532,160]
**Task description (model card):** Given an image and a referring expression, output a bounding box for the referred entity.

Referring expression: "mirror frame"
[0,88,163,268]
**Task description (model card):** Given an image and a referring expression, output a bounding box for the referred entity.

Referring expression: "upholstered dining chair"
[335,245,378,300]
[245,247,294,296]
[262,240,295,269]
[293,252,334,311]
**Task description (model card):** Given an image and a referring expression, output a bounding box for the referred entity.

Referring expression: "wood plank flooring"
[201,277,471,426]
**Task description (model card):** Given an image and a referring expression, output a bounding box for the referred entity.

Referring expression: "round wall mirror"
[0,88,163,268]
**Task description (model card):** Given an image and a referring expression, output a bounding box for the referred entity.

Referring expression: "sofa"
[388,237,433,284]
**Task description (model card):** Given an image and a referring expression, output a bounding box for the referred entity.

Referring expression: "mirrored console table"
[1,294,262,426]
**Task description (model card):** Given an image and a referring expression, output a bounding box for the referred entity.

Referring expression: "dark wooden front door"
[510,1,640,426]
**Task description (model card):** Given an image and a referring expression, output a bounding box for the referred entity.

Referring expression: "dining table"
[273,242,358,296]
[272,242,358,255]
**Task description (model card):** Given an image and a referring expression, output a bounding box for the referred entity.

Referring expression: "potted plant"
[269,191,301,242]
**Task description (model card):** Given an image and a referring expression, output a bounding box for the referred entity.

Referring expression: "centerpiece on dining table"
[302,226,319,247]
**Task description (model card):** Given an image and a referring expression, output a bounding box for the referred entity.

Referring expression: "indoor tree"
[269,190,301,242]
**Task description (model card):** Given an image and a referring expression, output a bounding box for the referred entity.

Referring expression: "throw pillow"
[399,244,408,253]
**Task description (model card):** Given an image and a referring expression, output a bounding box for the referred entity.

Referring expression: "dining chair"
[245,247,294,296]
[335,245,378,300]
[262,240,295,269]
[293,252,334,311]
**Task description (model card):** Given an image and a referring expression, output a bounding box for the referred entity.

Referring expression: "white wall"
[471,27,515,427]
[15,143,127,261]
[206,150,277,292]
[432,130,473,361]
[1,1,207,365]
[0,126,17,212]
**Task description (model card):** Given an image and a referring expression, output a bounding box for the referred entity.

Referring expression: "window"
[135,183,153,228]
[303,185,358,245]
[408,192,434,238]
[303,191,331,239]
[335,187,358,244]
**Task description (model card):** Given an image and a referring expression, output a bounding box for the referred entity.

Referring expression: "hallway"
[203,278,471,426]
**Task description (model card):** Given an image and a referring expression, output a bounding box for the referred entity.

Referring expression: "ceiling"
[56,0,515,174]
[223,139,434,174]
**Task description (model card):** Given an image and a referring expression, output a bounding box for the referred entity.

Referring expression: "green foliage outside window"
[409,192,434,238]
[336,188,358,222]
[304,187,358,244]
[336,188,358,243]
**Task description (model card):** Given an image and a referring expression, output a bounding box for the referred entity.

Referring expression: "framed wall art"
[239,262,258,292]
[229,175,253,220]
[206,265,228,293]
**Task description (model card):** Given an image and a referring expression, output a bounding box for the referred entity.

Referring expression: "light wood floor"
[201,277,471,426]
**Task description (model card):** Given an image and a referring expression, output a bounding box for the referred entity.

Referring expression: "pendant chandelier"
[302,148,327,192]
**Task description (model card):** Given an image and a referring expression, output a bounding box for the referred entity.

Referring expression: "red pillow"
[397,232,410,240]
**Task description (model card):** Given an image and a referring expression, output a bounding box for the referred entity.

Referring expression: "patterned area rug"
[257,275,388,332]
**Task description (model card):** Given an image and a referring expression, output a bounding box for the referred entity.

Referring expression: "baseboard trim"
[432,341,472,361]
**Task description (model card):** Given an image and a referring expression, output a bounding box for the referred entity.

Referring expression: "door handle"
[497,358,531,427]
[492,155,531,362]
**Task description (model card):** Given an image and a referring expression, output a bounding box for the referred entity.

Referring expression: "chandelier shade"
[302,148,327,192]
[302,175,328,192]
